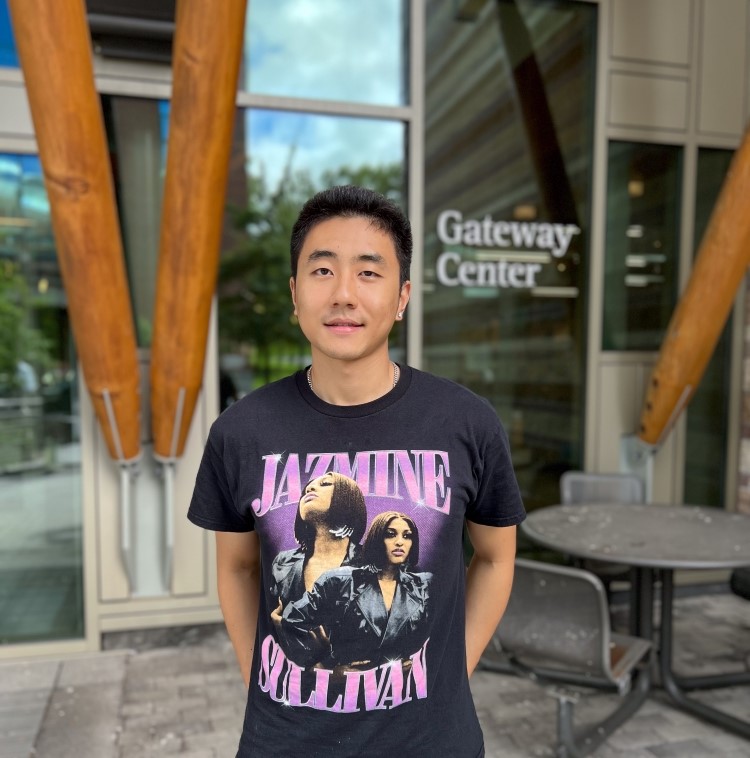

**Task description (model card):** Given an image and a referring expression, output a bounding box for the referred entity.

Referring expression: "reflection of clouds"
[0,154,49,218]
[245,0,404,105]
[246,110,404,191]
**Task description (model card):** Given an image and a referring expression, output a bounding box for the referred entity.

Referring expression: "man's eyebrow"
[306,249,337,263]
[304,250,387,266]
[357,252,386,266]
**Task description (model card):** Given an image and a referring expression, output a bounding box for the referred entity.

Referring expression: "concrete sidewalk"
[0,628,244,758]
[1,591,749,757]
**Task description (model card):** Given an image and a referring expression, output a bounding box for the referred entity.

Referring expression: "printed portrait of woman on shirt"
[275,511,432,670]
[269,472,367,612]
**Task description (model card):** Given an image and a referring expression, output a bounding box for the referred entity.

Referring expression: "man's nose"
[331,272,357,307]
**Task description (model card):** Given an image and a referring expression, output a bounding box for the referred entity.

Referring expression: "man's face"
[290,216,410,366]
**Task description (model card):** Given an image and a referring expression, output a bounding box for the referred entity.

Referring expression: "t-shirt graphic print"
[257,456,443,713]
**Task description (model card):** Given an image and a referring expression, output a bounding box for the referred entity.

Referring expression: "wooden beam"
[150,0,248,460]
[638,126,750,447]
[8,0,141,462]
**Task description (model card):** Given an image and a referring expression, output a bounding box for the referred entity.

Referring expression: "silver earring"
[397,311,403,319]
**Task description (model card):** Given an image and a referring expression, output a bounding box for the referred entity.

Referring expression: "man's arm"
[464,522,517,677]
[216,530,261,688]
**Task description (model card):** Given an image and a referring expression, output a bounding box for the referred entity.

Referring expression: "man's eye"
[314,267,332,276]
[361,270,379,278]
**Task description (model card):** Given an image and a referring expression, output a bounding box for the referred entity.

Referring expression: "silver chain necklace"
[307,362,400,392]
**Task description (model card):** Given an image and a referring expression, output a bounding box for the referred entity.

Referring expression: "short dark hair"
[290,185,412,286]
[294,472,367,551]
[362,511,419,571]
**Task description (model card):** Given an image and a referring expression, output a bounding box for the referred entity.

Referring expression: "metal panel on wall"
[0,82,33,138]
[609,72,689,131]
[611,0,692,66]
[697,0,748,137]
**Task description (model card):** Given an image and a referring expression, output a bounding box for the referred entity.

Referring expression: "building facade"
[0,0,749,656]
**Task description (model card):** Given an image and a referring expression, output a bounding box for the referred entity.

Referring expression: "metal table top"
[522,503,750,570]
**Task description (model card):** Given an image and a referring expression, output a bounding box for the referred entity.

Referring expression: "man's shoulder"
[408,368,496,415]
[209,373,300,435]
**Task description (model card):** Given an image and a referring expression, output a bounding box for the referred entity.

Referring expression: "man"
[188,185,525,757]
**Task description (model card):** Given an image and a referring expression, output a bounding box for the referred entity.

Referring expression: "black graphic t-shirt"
[188,365,525,758]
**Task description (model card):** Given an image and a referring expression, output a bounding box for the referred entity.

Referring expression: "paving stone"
[0,661,59,694]
[120,701,154,718]
[183,730,240,753]
[594,747,653,758]
[0,733,38,758]
[0,688,51,758]
[56,652,128,688]
[32,681,122,758]
[698,732,750,754]
[646,739,713,756]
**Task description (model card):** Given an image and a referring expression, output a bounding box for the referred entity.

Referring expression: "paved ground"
[1,590,748,757]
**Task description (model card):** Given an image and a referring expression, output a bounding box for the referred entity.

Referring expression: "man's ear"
[289,276,297,315]
[397,280,411,317]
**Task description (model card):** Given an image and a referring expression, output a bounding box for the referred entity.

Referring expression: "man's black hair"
[290,185,412,286]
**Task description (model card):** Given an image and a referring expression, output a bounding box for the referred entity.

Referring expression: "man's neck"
[307,352,397,406]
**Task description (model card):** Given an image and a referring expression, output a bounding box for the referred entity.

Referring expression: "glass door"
[423,0,598,509]
[0,153,84,644]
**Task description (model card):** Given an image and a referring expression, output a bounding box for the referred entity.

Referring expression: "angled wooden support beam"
[8,0,141,463]
[638,126,750,448]
[151,0,248,462]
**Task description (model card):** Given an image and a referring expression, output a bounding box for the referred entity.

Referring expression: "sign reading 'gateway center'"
[436,210,581,289]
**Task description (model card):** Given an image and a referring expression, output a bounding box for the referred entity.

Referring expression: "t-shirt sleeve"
[188,429,253,532]
[465,418,526,527]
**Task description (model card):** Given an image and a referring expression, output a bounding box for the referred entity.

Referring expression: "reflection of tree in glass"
[218,162,404,390]
[321,164,404,208]
[0,261,52,394]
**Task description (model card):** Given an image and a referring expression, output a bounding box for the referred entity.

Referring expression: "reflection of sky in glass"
[247,110,404,191]
[0,0,17,67]
[245,0,406,106]
[0,154,49,218]
[158,100,170,171]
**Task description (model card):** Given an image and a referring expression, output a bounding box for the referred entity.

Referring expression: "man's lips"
[325,319,363,334]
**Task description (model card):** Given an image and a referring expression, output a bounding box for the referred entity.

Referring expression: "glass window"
[683,148,734,507]
[217,109,406,406]
[102,98,407,408]
[0,1,17,68]
[602,142,682,351]
[0,153,84,644]
[103,96,169,346]
[243,0,407,106]
[424,0,597,510]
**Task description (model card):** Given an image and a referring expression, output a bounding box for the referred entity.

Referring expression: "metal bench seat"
[480,559,652,758]
[560,471,645,594]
